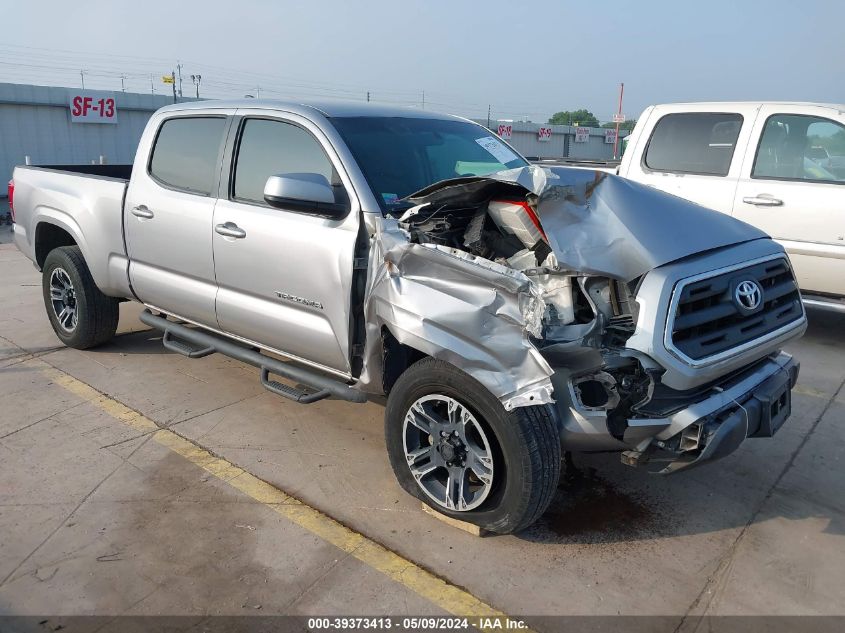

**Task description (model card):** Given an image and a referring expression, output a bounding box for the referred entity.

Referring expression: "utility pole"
[120,74,126,92]
[421,90,425,110]
[487,104,491,129]
[80,70,86,89]
[171,71,177,103]
[256,85,261,98]
[176,62,183,98]
[366,91,370,102]
[191,74,202,99]
[613,82,624,159]
[150,75,155,95]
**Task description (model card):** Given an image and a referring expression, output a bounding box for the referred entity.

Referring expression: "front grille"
[669,257,803,361]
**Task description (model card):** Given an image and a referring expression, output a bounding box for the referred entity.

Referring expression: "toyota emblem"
[735,280,763,311]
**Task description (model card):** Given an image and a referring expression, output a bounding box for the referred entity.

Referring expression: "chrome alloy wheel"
[402,394,495,512]
[49,267,78,332]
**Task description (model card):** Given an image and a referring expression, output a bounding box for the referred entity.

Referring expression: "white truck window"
[644,113,743,176]
[752,114,845,184]
[233,118,335,204]
[149,117,228,195]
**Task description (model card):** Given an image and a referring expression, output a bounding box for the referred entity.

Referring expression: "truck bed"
[28,164,133,180]
[11,164,133,298]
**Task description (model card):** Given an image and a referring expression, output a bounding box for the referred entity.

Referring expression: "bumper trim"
[657,407,749,474]
[646,353,798,474]
[636,352,797,442]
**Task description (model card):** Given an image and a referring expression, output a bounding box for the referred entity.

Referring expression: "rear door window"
[644,112,743,176]
[752,114,845,183]
[149,117,227,195]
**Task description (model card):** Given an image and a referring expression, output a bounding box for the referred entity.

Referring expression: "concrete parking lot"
[1,236,843,624]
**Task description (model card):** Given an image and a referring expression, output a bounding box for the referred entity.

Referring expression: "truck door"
[731,106,845,296]
[211,113,361,376]
[622,108,755,214]
[124,113,233,327]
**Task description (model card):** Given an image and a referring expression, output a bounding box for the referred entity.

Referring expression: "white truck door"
[621,105,757,215]
[732,106,845,296]
[125,113,234,327]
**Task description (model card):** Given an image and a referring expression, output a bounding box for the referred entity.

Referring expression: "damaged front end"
[355,166,804,473]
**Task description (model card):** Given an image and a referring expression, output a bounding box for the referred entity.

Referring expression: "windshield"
[330,116,528,213]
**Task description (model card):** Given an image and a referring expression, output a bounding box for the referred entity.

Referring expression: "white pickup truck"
[617,102,845,311]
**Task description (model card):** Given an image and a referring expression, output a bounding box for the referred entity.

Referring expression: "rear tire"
[385,357,560,534]
[42,246,119,349]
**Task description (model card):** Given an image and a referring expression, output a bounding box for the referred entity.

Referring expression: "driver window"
[752,114,845,183]
[233,119,336,204]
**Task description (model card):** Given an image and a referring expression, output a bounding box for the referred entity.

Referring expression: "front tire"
[42,246,119,349]
[385,358,560,534]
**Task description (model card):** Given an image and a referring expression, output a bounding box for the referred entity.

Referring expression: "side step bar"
[139,310,368,405]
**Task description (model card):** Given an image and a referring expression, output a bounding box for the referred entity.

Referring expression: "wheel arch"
[35,221,78,269]
[381,326,428,395]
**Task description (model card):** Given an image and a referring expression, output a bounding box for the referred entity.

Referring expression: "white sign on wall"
[574,127,590,143]
[497,123,512,139]
[537,127,553,142]
[68,91,118,124]
[604,128,617,144]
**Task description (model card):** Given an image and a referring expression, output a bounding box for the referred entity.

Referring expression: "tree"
[601,119,637,131]
[548,109,599,127]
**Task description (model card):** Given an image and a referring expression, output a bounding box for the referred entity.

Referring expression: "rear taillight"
[7,180,13,222]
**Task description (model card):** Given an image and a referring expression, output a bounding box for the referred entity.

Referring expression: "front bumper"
[629,352,799,474]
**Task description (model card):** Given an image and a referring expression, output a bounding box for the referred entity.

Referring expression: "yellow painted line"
[34,359,523,629]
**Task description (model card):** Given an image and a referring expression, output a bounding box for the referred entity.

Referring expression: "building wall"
[0,82,194,186]
[474,119,628,161]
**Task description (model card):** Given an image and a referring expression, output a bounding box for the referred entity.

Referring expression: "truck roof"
[651,100,845,110]
[155,98,463,121]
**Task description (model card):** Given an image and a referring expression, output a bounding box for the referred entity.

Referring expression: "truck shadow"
[519,449,845,544]
[525,456,670,543]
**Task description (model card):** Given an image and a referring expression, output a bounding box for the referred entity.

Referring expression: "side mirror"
[263,173,349,219]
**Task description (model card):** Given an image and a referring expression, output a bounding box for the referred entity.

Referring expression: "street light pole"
[191,74,202,99]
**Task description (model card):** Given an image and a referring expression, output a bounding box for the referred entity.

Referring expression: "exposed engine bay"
[355,165,785,468]
[393,177,656,443]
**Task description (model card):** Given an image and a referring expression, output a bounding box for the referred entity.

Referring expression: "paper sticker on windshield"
[475,136,519,165]
[382,193,399,205]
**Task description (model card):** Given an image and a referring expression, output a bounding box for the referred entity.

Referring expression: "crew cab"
[618,101,845,311]
[11,100,806,533]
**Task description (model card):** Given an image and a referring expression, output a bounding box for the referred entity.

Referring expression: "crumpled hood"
[408,165,768,282]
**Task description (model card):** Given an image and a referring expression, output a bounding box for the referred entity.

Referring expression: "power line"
[0,42,553,112]
[0,42,611,122]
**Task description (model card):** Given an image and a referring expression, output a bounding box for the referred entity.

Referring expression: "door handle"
[742,196,783,207]
[215,222,246,239]
[131,205,154,219]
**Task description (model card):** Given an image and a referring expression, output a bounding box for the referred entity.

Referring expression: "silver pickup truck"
[10,100,806,533]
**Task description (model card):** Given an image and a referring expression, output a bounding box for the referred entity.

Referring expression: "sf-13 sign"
[68,91,118,124]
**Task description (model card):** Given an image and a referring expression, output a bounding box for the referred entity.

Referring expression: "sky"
[2,0,844,124]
